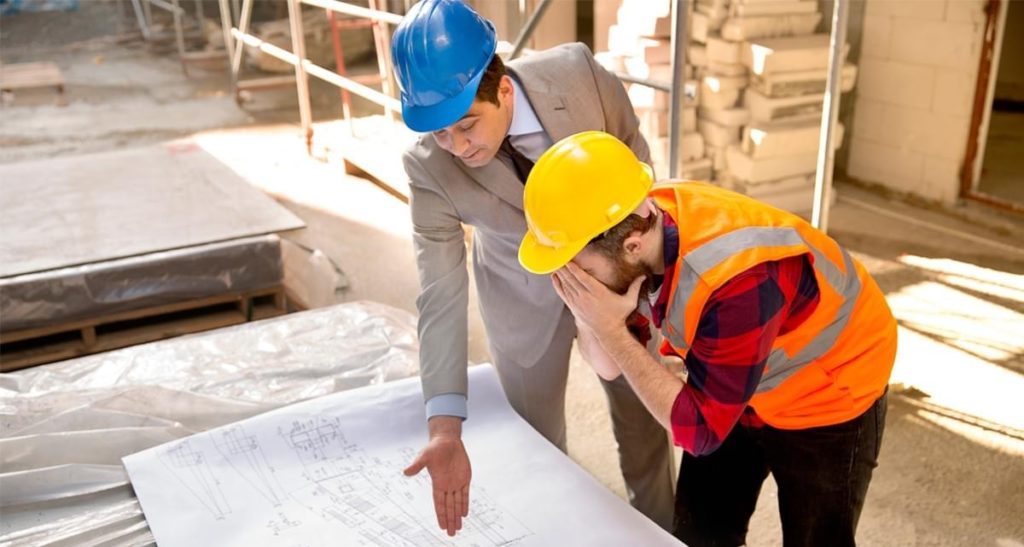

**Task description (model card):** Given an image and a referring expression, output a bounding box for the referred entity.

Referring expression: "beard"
[607,254,654,299]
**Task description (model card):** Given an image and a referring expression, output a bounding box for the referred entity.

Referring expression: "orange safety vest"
[652,182,897,430]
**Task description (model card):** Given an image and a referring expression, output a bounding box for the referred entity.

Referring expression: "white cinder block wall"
[846,0,987,205]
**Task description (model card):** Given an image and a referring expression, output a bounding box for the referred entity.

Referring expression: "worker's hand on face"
[553,262,644,339]
[404,415,471,537]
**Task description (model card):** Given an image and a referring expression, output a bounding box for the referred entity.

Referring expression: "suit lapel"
[456,154,524,211]
[508,65,600,147]
[456,63,601,211]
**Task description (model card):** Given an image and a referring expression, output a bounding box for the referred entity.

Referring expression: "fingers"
[626,275,645,300]
[453,490,464,528]
[555,268,585,297]
[445,490,458,536]
[551,273,567,302]
[403,454,426,477]
[432,487,446,531]
[462,486,470,517]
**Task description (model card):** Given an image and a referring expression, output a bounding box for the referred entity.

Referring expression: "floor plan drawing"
[158,439,231,520]
[125,365,680,547]
[214,424,288,507]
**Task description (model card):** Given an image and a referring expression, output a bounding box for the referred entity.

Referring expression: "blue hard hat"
[391,0,498,132]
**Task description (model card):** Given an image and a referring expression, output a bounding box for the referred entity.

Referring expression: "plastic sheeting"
[0,301,421,545]
[0,235,284,332]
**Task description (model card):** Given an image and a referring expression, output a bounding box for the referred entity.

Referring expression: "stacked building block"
[596,0,710,181]
[595,0,856,215]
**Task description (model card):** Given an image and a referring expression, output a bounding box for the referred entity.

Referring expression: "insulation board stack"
[690,0,855,214]
[722,32,857,214]
[597,0,710,181]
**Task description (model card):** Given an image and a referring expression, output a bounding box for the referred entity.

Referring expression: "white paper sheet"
[123,365,681,546]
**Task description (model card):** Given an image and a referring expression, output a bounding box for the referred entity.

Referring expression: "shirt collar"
[507,77,544,136]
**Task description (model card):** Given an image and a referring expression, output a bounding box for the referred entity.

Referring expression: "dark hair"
[586,213,658,259]
[474,54,506,107]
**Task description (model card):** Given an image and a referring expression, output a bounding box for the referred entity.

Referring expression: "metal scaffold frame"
[213,0,847,229]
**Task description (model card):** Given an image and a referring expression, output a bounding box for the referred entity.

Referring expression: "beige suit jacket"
[402,42,652,403]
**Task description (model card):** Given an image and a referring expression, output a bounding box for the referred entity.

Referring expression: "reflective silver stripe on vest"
[662,227,805,351]
[756,244,861,392]
[662,226,862,393]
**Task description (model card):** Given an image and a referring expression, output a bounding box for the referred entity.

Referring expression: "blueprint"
[123,365,680,546]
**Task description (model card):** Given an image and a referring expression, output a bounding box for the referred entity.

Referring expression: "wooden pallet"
[0,287,287,372]
[0,62,66,105]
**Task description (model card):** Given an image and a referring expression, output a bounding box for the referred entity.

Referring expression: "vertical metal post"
[369,0,397,120]
[231,0,255,80]
[171,0,187,74]
[668,0,689,179]
[510,0,554,59]
[287,0,315,153]
[131,0,152,39]
[217,0,236,95]
[811,0,849,233]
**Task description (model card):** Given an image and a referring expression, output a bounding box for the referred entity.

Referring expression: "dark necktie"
[499,136,535,184]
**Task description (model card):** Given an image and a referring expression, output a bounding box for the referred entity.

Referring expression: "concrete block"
[860,14,890,59]
[730,0,818,17]
[700,82,741,109]
[650,134,707,178]
[945,0,987,24]
[889,18,982,70]
[637,38,672,65]
[854,58,935,108]
[608,24,641,57]
[639,107,697,138]
[629,84,669,110]
[624,57,673,81]
[920,155,962,205]
[864,0,945,21]
[847,137,924,190]
[749,64,857,97]
[720,13,822,41]
[682,157,714,181]
[699,118,742,146]
[742,34,849,76]
[932,67,977,117]
[699,106,751,126]
[696,0,730,20]
[850,97,887,144]
[742,119,845,158]
[691,12,712,43]
[707,36,743,65]
[707,61,749,77]
[744,88,824,122]
[703,73,748,92]
[710,145,729,171]
[594,51,628,73]
[725,145,817,182]
[618,0,671,36]
[689,44,708,67]
[681,133,707,162]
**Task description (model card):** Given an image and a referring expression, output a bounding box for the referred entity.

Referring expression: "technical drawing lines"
[158,440,231,520]
[214,425,288,507]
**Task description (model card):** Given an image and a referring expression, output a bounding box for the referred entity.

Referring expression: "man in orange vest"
[518,131,897,546]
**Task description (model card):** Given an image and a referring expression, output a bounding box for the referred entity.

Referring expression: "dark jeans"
[673,393,888,547]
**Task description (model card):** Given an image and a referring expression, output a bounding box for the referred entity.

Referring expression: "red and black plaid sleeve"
[664,254,819,455]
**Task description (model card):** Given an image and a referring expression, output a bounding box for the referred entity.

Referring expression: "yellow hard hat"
[519,131,654,275]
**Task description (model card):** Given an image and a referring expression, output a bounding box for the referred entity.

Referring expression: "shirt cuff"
[425,393,468,421]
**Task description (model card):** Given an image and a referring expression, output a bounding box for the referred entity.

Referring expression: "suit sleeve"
[583,44,653,165]
[403,151,471,415]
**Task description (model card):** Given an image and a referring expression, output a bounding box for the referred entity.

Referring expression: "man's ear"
[498,75,514,100]
[623,233,644,259]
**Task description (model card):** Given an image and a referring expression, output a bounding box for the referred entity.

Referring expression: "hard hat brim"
[401,67,486,133]
[518,230,588,276]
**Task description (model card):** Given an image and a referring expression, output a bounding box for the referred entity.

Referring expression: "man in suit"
[391,0,674,537]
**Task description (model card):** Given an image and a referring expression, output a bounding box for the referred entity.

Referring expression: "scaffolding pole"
[668,0,689,179]
[811,0,849,233]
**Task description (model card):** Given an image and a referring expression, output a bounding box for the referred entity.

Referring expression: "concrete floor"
[3,10,1023,545]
